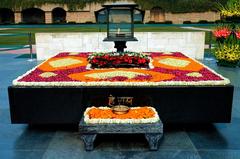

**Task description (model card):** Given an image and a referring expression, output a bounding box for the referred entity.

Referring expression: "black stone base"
[114,41,127,52]
[8,85,234,124]
[79,118,163,151]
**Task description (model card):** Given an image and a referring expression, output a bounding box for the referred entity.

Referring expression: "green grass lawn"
[0,26,210,45]
[0,35,30,45]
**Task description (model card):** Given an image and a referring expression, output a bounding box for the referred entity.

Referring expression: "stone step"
[79,117,163,151]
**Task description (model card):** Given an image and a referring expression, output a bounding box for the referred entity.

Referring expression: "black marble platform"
[79,118,163,151]
[8,85,234,124]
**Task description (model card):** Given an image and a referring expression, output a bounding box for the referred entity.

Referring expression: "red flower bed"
[213,27,231,39]
[235,31,240,39]
[88,52,150,68]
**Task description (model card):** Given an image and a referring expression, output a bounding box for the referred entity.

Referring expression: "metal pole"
[209,31,213,51]
[107,8,110,38]
[131,7,134,37]
[29,32,33,60]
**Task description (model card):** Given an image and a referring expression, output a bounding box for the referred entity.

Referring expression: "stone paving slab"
[0,53,239,159]
[0,45,36,54]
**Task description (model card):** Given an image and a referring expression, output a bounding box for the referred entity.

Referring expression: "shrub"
[164,21,173,24]
[0,0,228,13]
[215,20,223,23]
[197,20,209,24]
[85,21,94,24]
[134,21,143,24]
[68,21,76,24]
[54,20,67,24]
[214,43,240,64]
[147,21,155,24]
[213,24,240,66]
[183,21,192,24]
[18,22,25,24]
[217,0,240,17]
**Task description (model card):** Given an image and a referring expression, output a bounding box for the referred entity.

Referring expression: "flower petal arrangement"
[87,52,150,69]
[213,26,231,39]
[13,52,230,87]
[212,24,240,67]
[84,106,160,124]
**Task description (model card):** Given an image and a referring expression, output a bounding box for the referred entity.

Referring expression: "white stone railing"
[36,32,205,60]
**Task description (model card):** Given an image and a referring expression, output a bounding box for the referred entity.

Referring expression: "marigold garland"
[39,56,88,72]
[13,52,230,86]
[152,56,203,71]
[87,107,156,119]
[68,68,175,82]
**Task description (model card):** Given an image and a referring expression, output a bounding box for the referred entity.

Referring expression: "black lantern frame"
[102,3,140,52]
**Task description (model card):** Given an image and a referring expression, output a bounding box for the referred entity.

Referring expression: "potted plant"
[213,25,240,67]
[213,0,240,67]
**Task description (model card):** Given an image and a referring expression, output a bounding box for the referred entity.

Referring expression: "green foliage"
[134,0,228,13]
[217,0,240,16]
[0,0,228,13]
[214,43,240,63]
[213,24,240,65]
[183,21,192,24]
[0,0,109,10]
[197,20,215,24]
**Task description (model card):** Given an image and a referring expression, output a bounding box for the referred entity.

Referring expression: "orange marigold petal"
[87,107,156,119]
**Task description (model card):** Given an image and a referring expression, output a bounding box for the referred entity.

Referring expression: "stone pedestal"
[8,85,233,124]
[114,41,127,52]
[35,32,205,61]
[79,118,163,151]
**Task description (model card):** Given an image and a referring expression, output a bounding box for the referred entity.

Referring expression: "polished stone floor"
[0,54,240,159]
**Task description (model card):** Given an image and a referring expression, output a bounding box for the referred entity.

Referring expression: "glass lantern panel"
[134,9,143,22]
[97,9,107,23]
[109,9,132,38]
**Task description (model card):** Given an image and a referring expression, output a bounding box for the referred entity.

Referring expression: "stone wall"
[1,1,221,24]
[66,11,95,23]
[150,9,165,22]
[38,4,66,12]
[165,11,220,24]
[36,32,205,60]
